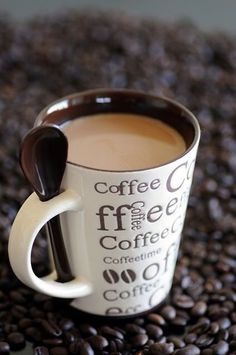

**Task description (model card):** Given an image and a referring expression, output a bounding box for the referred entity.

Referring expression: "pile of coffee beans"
[0,11,236,355]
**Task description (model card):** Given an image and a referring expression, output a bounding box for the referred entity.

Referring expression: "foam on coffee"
[62,113,186,171]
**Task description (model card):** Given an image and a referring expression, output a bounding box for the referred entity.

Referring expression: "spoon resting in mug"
[20,125,74,282]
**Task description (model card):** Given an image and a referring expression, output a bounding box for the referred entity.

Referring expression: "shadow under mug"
[9,89,200,317]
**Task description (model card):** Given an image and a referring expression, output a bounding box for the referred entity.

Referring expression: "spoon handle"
[46,216,74,282]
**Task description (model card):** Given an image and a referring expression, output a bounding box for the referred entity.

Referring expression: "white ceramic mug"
[9,89,200,317]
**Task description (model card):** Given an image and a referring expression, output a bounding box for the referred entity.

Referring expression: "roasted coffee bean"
[125,324,146,335]
[208,322,220,335]
[11,305,27,319]
[100,326,124,340]
[71,341,93,355]
[50,347,68,355]
[149,342,174,354]
[87,335,109,350]
[195,334,214,348]
[4,324,18,334]
[175,345,200,355]
[43,339,64,347]
[68,338,83,354]
[167,336,185,348]
[147,313,166,326]
[217,317,231,330]
[160,306,176,321]
[25,327,42,342]
[7,332,25,350]
[211,340,229,355]
[76,342,94,355]
[18,318,33,329]
[184,333,197,344]
[34,346,49,355]
[191,301,207,317]
[201,350,213,355]
[9,291,26,304]
[112,339,125,352]
[38,319,62,337]
[59,319,74,331]
[145,324,163,340]
[189,318,210,334]
[230,341,236,350]
[130,334,148,347]
[173,295,194,309]
[0,342,10,354]
[79,324,97,336]
[34,294,51,303]
[215,329,229,341]
[229,325,236,340]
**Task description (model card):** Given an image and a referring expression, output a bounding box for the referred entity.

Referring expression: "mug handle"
[8,189,93,298]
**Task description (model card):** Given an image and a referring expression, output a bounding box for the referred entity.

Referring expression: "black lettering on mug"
[143,263,160,280]
[166,162,187,192]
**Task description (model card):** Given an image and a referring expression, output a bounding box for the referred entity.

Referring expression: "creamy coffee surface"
[62,113,186,171]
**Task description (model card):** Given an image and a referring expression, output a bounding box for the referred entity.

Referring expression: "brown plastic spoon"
[20,125,74,282]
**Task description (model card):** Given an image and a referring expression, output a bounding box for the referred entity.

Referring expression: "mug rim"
[35,88,201,173]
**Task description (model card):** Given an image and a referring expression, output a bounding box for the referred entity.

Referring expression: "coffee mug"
[9,89,200,317]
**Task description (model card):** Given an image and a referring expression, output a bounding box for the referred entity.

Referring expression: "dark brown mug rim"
[35,88,200,173]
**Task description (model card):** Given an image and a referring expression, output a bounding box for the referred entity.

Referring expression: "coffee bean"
[216,329,229,342]
[173,295,194,309]
[50,347,68,355]
[4,324,18,334]
[25,327,42,342]
[0,342,10,354]
[79,324,97,336]
[167,336,185,348]
[100,326,124,340]
[208,322,220,335]
[145,324,163,340]
[77,342,94,355]
[34,346,49,355]
[87,336,108,350]
[147,313,166,325]
[9,291,26,304]
[149,342,174,354]
[68,338,83,354]
[18,318,33,329]
[125,324,146,335]
[195,334,214,347]
[211,340,229,355]
[130,334,148,347]
[217,317,231,330]
[103,270,119,284]
[202,350,213,355]
[184,333,197,344]
[175,345,200,355]
[229,325,236,340]
[43,339,64,347]
[191,301,207,316]
[59,319,74,331]
[7,332,25,350]
[120,269,136,283]
[160,306,176,321]
[189,318,210,334]
[230,340,236,350]
[38,319,62,337]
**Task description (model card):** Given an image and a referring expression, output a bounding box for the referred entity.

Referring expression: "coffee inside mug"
[36,89,197,172]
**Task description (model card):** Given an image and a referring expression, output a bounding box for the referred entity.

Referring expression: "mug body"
[36,89,200,317]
